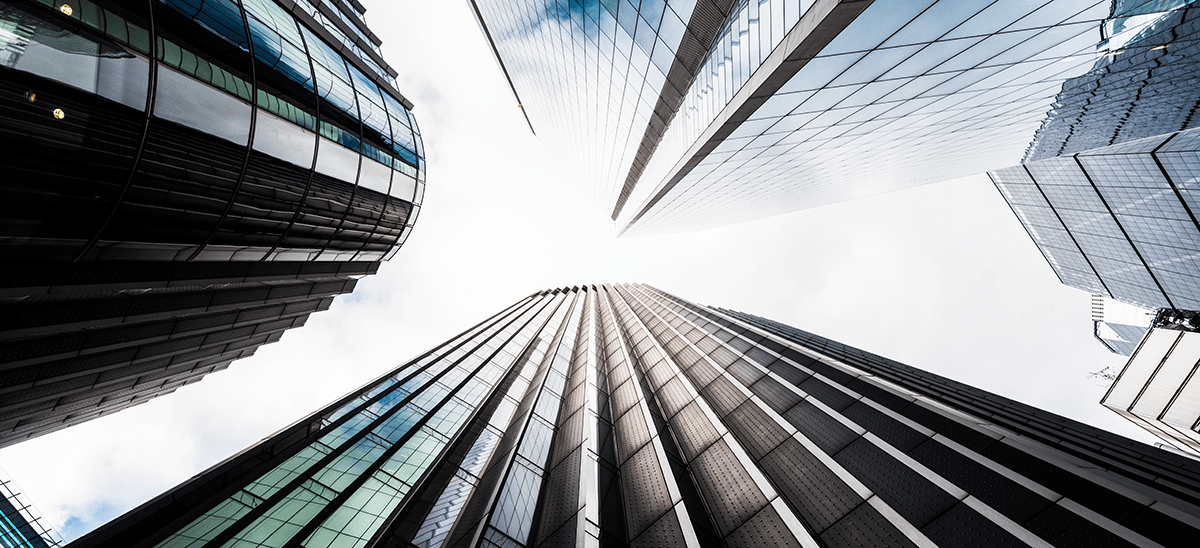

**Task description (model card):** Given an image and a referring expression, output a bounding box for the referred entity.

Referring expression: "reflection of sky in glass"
[474,0,702,207]
[1026,5,1200,161]
[990,4,1200,318]
[622,0,1121,235]
[0,467,64,548]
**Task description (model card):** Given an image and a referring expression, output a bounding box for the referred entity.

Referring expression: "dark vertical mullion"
[73,0,158,263]
[186,0,258,262]
[433,291,575,548]
[526,291,595,546]
[588,287,630,545]
[1149,131,1200,262]
[362,300,561,548]
[596,286,672,544]
[462,292,583,548]
[711,307,1200,524]
[348,83,396,263]
[1023,164,1114,298]
[262,10,325,262]
[1072,154,1176,309]
[281,293,577,548]
[198,293,560,548]
[638,286,963,543]
[601,285,710,547]
[609,285,734,544]
[313,55,366,261]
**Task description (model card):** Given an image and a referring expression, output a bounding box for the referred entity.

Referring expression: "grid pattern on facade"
[610,0,810,220]
[69,284,1200,548]
[471,0,1200,238]
[992,127,1200,312]
[1023,4,1200,161]
[469,0,714,209]
[619,0,1126,235]
[0,467,63,548]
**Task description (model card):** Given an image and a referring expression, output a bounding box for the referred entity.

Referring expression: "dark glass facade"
[68,284,1200,548]
[988,3,1200,354]
[0,0,425,447]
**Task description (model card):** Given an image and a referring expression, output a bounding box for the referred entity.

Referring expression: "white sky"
[0,0,1151,542]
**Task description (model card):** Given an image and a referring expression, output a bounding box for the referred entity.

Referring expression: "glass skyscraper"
[0,467,62,548]
[989,2,1200,354]
[0,0,425,447]
[67,284,1200,548]
[469,0,1183,236]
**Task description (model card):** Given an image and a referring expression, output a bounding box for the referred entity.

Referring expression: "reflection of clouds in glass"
[475,0,689,207]
[623,1,1118,236]
[1026,5,1200,162]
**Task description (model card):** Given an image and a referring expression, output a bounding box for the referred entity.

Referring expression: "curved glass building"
[0,0,425,447]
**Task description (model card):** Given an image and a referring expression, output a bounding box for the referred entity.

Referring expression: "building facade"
[469,0,1183,236]
[1102,318,1200,455]
[69,284,1200,548]
[0,0,426,447]
[0,467,63,548]
[988,2,1200,354]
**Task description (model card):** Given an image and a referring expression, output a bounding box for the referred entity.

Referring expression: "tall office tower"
[0,467,63,548]
[1102,321,1200,456]
[70,284,1200,548]
[988,3,1200,354]
[469,0,1171,235]
[0,0,426,447]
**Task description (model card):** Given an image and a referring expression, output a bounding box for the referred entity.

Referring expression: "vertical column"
[529,289,601,547]
[402,292,573,548]
[439,290,581,548]
[612,284,818,548]
[595,286,704,548]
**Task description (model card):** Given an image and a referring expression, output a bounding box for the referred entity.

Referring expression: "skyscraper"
[1102,321,1200,456]
[0,467,63,548]
[988,2,1200,354]
[69,284,1200,548]
[0,0,425,447]
[469,0,1173,235]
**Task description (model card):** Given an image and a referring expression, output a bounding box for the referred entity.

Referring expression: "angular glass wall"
[0,467,63,548]
[468,0,741,212]
[473,0,1182,236]
[1102,326,1200,455]
[988,4,1200,354]
[619,0,1120,235]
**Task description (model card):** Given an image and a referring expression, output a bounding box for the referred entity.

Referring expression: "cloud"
[0,0,1150,543]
